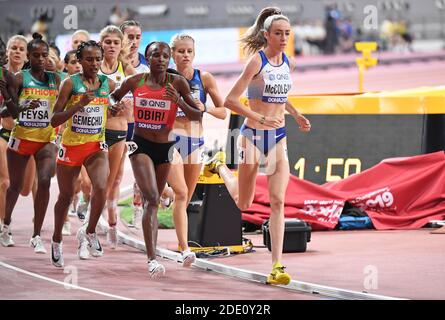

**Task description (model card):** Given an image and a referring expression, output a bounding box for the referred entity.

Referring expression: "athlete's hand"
[295,113,311,132]
[263,115,284,128]
[193,99,206,112]
[120,38,132,64]
[79,91,95,108]
[164,83,180,104]
[109,101,125,117]
[27,99,42,110]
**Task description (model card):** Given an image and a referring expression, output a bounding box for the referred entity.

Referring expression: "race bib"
[134,97,171,130]
[71,105,105,135]
[126,141,138,155]
[18,99,51,128]
[8,137,20,151]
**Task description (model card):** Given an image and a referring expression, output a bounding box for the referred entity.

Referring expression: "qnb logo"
[268,73,290,81]
[138,98,170,109]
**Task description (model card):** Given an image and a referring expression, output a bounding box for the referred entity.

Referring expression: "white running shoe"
[96,216,107,235]
[147,260,165,279]
[51,241,64,267]
[68,200,77,217]
[0,225,15,247]
[76,227,89,260]
[107,226,118,249]
[160,196,173,209]
[76,202,89,221]
[133,206,143,229]
[62,220,71,236]
[181,250,196,267]
[30,235,47,254]
[86,232,104,257]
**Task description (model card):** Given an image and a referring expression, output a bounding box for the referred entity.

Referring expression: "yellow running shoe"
[205,151,226,174]
[266,262,291,285]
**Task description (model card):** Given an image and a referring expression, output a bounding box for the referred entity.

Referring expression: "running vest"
[62,73,110,146]
[99,61,126,86]
[11,70,58,142]
[132,74,179,131]
[176,69,206,118]
[100,61,132,100]
[247,50,292,104]
[134,53,149,74]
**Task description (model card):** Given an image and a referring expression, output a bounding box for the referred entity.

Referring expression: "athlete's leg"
[130,154,169,261]
[167,150,189,251]
[183,147,204,204]
[3,149,30,226]
[52,164,82,243]
[20,156,36,196]
[84,151,109,234]
[265,138,289,265]
[0,139,9,222]
[106,140,126,225]
[32,143,57,237]
[216,135,260,210]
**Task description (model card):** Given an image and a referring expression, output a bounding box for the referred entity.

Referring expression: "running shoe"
[132,205,143,229]
[147,260,165,279]
[0,225,14,247]
[181,250,196,267]
[266,262,291,285]
[30,235,47,254]
[76,202,89,221]
[86,232,104,257]
[107,225,118,249]
[62,220,71,236]
[160,196,173,209]
[51,240,64,268]
[205,151,226,174]
[76,227,89,260]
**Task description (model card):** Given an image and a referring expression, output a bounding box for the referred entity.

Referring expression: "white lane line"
[0,261,132,300]
[115,184,405,300]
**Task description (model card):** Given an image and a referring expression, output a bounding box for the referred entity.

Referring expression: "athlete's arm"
[107,78,125,117]
[0,70,19,118]
[224,54,282,128]
[123,61,136,76]
[110,73,142,102]
[170,76,202,121]
[51,77,93,127]
[285,102,311,132]
[201,71,227,120]
[12,72,39,113]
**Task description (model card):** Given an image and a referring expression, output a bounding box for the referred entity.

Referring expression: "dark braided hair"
[27,33,49,53]
[76,40,104,60]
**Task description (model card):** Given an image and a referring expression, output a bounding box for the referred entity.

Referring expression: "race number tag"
[18,99,51,128]
[126,141,138,155]
[8,137,21,151]
[57,145,67,161]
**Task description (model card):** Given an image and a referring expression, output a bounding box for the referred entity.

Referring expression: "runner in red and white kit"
[110,41,202,278]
